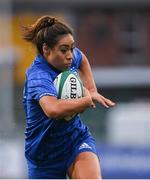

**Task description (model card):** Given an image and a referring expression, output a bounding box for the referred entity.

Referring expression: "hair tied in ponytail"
[21,15,73,55]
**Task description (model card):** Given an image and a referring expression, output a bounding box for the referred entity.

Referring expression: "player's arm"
[79,52,115,108]
[39,88,93,119]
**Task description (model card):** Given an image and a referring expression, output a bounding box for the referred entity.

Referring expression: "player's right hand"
[84,87,96,108]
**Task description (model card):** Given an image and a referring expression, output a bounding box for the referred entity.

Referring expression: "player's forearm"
[53,96,92,119]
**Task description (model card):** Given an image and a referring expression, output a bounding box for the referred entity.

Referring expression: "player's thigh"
[68,151,102,179]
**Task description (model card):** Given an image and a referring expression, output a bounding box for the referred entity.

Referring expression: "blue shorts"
[27,136,98,179]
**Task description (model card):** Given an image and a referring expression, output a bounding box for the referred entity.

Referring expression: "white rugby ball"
[54,71,83,120]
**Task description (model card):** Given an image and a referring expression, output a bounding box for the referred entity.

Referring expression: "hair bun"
[40,18,56,30]
[48,18,55,26]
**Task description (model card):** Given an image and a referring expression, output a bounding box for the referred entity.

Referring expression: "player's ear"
[42,43,51,56]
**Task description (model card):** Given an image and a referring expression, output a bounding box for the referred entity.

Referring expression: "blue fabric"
[23,47,97,179]
[27,136,97,179]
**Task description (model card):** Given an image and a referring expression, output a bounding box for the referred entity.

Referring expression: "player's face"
[47,34,74,71]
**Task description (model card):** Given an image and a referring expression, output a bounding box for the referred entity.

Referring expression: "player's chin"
[63,64,71,70]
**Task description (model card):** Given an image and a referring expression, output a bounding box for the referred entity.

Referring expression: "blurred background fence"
[0,0,150,178]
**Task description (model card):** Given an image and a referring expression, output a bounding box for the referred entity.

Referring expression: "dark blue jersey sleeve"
[72,48,83,69]
[27,70,57,101]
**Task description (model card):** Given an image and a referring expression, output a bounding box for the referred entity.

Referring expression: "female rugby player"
[22,15,115,179]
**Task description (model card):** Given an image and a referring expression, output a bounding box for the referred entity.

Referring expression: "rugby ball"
[54,71,84,120]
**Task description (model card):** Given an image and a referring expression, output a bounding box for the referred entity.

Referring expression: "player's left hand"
[90,91,116,108]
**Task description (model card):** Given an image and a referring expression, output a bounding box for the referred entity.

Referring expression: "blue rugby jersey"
[23,47,91,166]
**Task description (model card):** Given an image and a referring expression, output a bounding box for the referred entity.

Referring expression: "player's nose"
[66,50,73,60]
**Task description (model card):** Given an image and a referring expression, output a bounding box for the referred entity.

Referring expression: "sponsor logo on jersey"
[79,142,92,150]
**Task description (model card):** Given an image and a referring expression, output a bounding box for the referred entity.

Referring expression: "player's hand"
[84,88,96,108]
[90,91,115,108]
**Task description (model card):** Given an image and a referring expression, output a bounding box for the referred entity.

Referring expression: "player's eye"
[60,46,74,54]
[60,49,68,54]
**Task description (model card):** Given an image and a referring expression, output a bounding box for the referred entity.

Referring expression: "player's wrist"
[82,96,93,107]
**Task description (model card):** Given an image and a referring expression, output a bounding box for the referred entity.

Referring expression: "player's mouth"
[65,63,72,67]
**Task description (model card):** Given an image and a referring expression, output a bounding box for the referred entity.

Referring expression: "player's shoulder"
[26,63,52,81]
[72,47,83,69]
[73,47,83,58]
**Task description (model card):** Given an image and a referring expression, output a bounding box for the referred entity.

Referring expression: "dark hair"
[21,15,73,55]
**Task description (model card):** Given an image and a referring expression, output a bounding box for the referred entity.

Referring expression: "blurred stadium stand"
[0,0,150,178]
